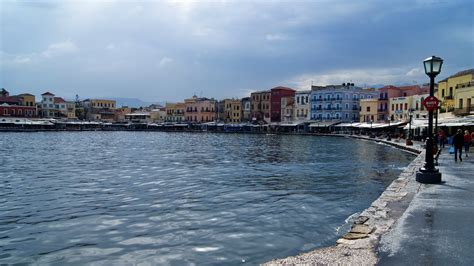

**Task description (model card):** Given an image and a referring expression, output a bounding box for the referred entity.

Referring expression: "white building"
[411,94,429,120]
[294,90,311,122]
[40,92,67,118]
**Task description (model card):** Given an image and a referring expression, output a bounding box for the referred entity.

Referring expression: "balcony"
[455,82,473,89]
[453,105,474,116]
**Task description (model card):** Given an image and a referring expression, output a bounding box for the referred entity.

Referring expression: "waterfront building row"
[1,68,472,124]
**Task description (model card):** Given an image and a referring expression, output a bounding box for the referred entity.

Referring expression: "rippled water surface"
[0,132,414,265]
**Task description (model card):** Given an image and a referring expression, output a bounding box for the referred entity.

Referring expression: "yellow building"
[224,99,242,123]
[437,69,474,113]
[17,93,37,116]
[389,96,413,122]
[359,98,378,122]
[165,102,185,122]
[18,93,36,107]
[454,82,474,116]
[83,99,116,121]
[85,99,116,109]
[66,101,76,119]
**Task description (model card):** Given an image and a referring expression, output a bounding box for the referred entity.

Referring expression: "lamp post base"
[416,169,442,184]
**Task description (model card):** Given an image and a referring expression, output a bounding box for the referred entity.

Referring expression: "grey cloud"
[0,0,472,102]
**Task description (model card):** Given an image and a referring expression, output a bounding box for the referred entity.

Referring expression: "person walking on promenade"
[439,129,446,148]
[453,129,464,162]
[464,130,472,157]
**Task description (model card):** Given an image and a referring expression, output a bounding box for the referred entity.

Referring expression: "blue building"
[310,83,377,122]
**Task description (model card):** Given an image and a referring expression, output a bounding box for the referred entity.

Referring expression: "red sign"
[422,96,440,111]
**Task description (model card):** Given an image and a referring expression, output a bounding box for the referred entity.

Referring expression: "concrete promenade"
[265,136,473,265]
[377,147,474,265]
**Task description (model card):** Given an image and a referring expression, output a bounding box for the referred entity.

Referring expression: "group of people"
[441,129,473,162]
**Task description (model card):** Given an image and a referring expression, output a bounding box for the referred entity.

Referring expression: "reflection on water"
[0,132,414,265]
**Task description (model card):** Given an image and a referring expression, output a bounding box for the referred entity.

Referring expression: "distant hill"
[103,98,164,108]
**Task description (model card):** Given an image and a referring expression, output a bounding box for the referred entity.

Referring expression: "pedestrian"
[453,129,464,162]
[439,129,446,148]
[464,130,472,157]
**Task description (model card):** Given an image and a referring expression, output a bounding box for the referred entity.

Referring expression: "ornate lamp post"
[416,56,443,184]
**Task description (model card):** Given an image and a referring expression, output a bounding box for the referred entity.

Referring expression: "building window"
[449,87,453,97]
[366,106,370,112]
[459,98,463,108]
[441,89,445,98]
[404,103,408,110]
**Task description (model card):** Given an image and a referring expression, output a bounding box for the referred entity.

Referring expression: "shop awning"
[309,121,340,127]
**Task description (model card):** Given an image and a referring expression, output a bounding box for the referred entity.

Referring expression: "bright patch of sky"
[0,0,472,102]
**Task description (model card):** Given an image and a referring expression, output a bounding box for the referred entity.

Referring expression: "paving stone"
[351,224,373,234]
[354,216,369,224]
[343,232,369,240]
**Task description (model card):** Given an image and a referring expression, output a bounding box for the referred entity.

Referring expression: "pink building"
[184,96,216,123]
[377,85,430,121]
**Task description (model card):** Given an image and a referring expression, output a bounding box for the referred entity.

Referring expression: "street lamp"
[416,55,443,184]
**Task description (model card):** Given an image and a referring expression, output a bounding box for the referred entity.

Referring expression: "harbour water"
[0,132,415,265]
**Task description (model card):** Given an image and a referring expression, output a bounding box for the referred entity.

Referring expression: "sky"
[1,0,473,102]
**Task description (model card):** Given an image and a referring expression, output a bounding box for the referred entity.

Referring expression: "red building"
[270,86,295,122]
[0,88,37,118]
[0,104,37,117]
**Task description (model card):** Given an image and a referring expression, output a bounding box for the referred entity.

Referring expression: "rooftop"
[440,68,474,82]
[54,97,66,104]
